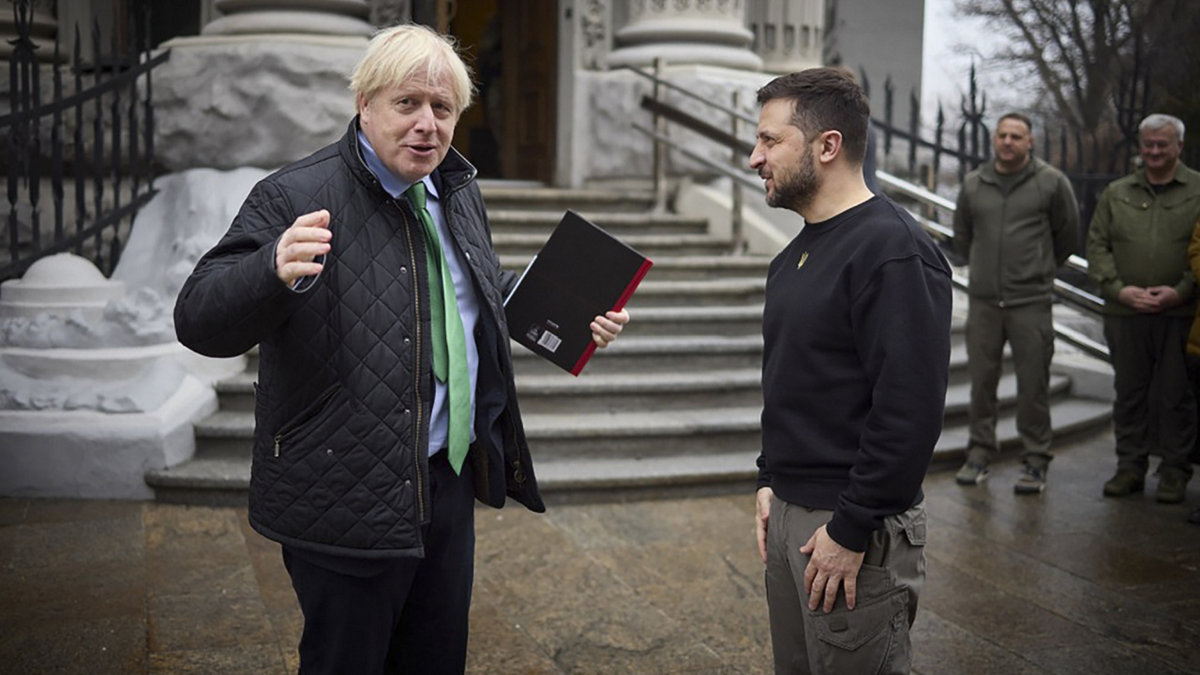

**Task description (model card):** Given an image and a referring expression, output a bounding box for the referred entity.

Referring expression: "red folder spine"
[569,257,655,376]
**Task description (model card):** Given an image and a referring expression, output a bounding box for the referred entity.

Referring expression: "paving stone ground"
[2,430,1199,675]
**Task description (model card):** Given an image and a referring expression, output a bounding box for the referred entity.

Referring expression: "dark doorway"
[440,1,558,182]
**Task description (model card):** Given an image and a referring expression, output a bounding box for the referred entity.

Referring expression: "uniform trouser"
[765,497,926,675]
[1104,314,1197,479]
[966,300,1055,468]
[282,450,476,675]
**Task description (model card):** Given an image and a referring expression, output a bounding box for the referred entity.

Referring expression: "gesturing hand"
[800,524,865,612]
[276,210,331,286]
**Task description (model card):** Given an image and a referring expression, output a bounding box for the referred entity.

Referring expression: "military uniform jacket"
[952,158,1079,307]
[1087,163,1200,317]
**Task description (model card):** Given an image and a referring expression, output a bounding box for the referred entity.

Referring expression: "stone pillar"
[748,0,824,73]
[155,0,378,171]
[203,0,374,37]
[607,0,763,70]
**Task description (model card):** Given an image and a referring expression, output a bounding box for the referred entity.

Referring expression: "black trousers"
[282,451,476,675]
[1104,314,1196,477]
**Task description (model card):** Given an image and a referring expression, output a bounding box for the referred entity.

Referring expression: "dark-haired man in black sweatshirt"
[749,67,952,675]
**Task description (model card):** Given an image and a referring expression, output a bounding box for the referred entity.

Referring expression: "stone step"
[513,369,763,414]
[619,305,763,337]
[511,335,764,375]
[145,396,1113,505]
[501,254,773,281]
[479,183,655,213]
[212,359,1058,421]
[624,278,766,308]
[487,210,708,236]
[492,232,734,258]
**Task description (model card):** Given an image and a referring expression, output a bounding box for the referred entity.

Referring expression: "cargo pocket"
[805,572,911,675]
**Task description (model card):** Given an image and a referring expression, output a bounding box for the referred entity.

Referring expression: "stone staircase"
[145,184,1112,505]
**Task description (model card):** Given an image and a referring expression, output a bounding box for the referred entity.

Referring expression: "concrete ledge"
[1051,352,1116,402]
[0,375,217,499]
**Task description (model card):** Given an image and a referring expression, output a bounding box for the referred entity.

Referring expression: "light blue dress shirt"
[358,131,480,456]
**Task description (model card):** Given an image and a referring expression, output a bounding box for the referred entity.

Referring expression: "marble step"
[501,254,773,281]
[613,305,764,337]
[511,335,764,375]
[492,232,735,258]
[201,367,1075,449]
[624,278,766,307]
[144,396,1113,505]
[213,361,1058,422]
[479,183,655,213]
[486,210,708,236]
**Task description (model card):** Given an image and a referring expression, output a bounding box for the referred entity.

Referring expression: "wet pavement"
[2,430,1199,675]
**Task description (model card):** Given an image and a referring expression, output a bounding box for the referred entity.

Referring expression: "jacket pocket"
[272,383,355,458]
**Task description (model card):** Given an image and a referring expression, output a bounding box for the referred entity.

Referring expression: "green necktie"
[406,181,470,475]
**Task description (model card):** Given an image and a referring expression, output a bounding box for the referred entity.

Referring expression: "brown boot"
[1102,470,1144,498]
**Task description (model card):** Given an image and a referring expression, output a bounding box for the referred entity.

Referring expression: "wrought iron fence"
[1,0,169,282]
[862,64,1198,231]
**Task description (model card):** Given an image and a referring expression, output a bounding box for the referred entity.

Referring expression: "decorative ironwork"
[861,62,1169,230]
[2,0,169,282]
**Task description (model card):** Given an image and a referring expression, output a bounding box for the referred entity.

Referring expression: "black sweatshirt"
[756,196,952,552]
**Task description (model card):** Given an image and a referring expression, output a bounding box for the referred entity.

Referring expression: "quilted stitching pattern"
[178,126,541,555]
[247,150,424,554]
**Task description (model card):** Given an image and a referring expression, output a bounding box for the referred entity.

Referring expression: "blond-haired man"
[175,25,626,674]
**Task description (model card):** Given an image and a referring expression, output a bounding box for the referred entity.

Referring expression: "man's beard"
[768,144,819,213]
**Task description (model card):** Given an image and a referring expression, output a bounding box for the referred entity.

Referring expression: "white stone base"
[0,375,217,500]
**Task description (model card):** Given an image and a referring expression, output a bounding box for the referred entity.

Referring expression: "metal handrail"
[630,122,761,191]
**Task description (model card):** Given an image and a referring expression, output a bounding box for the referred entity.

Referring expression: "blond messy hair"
[350,24,475,115]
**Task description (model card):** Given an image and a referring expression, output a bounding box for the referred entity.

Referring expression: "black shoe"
[1189,507,1200,525]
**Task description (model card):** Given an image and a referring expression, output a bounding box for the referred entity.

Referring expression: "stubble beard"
[767,144,819,214]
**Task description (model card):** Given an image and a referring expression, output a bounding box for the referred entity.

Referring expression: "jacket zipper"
[273,385,339,457]
[400,202,428,522]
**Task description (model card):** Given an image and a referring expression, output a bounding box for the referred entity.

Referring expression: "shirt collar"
[357,129,440,202]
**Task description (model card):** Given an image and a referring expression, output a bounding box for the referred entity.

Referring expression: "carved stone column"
[748,0,823,73]
[156,0,376,171]
[607,0,763,70]
[203,0,373,36]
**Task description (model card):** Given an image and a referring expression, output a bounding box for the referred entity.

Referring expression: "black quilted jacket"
[175,120,544,559]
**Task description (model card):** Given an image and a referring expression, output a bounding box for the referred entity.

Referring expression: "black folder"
[503,210,653,376]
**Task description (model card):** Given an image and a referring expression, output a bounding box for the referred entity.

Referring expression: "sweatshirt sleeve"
[174,180,312,357]
[825,253,952,552]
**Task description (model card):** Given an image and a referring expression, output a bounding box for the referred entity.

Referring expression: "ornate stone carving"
[580,0,611,69]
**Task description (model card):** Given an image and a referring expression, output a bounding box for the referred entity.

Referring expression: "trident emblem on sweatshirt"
[797,251,809,270]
